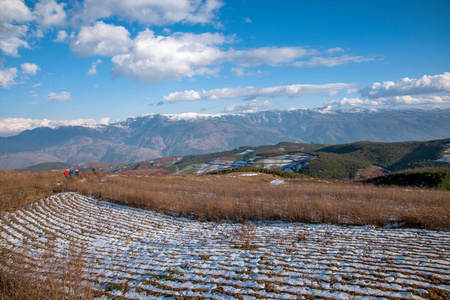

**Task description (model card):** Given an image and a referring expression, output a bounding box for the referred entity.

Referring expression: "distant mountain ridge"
[1,108,449,170]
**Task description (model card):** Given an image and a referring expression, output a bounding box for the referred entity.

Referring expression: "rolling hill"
[93,138,450,183]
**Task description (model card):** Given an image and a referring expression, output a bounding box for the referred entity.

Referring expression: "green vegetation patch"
[318,138,450,171]
[301,138,450,180]
[366,168,450,190]
[301,153,371,179]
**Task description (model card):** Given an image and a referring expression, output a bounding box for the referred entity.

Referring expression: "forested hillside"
[301,138,450,179]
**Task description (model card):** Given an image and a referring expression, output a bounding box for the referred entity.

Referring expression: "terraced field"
[1,192,449,299]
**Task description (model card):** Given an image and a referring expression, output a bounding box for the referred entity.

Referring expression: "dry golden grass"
[0,170,62,212]
[1,170,449,229]
[0,170,104,213]
[63,172,450,229]
[0,238,93,300]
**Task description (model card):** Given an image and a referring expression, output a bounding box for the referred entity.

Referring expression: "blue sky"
[0,0,449,136]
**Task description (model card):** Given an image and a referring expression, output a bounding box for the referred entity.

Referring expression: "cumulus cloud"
[21,63,39,75]
[0,117,110,136]
[80,0,224,26]
[111,29,228,84]
[360,72,450,99]
[46,91,72,101]
[71,21,131,56]
[225,100,276,113]
[0,68,18,88]
[54,30,68,42]
[392,95,450,105]
[33,0,66,28]
[327,97,385,107]
[114,42,371,83]
[162,82,356,103]
[69,21,373,84]
[0,0,32,56]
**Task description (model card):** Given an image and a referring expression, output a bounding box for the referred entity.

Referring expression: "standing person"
[64,170,69,178]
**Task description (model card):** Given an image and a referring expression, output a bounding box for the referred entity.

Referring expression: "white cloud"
[243,17,252,23]
[87,59,102,76]
[328,95,450,108]
[54,30,68,42]
[0,117,110,136]
[33,0,66,28]
[0,0,32,56]
[360,72,450,99]
[163,90,202,102]
[99,117,110,125]
[294,55,374,68]
[46,91,72,101]
[111,29,228,84]
[80,0,224,26]
[21,63,39,75]
[326,47,344,54]
[229,46,314,67]
[162,82,356,103]
[0,0,31,22]
[87,65,97,76]
[70,22,372,84]
[225,100,276,113]
[0,67,18,88]
[392,95,450,105]
[71,21,132,56]
[231,67,271,78]
[113,39,372,83]
[328,90,339,97]
[327,97,385,107]
[231,67,245,77]
[347,88,358,94]
[0,117,50,135]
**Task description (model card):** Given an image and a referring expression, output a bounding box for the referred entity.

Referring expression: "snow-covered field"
[1,192,449,299]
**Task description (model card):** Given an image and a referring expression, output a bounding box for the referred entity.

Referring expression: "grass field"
[0,170,449,298]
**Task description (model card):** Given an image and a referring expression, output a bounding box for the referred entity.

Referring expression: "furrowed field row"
[1,192,449,299]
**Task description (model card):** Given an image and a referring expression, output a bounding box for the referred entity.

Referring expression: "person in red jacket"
[64,170,69,178]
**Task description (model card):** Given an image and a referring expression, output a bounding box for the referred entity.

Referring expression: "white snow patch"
[238,173,260,177]
[270,179,285,185]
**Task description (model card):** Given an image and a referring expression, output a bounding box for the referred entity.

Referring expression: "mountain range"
[1,108,449,170]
